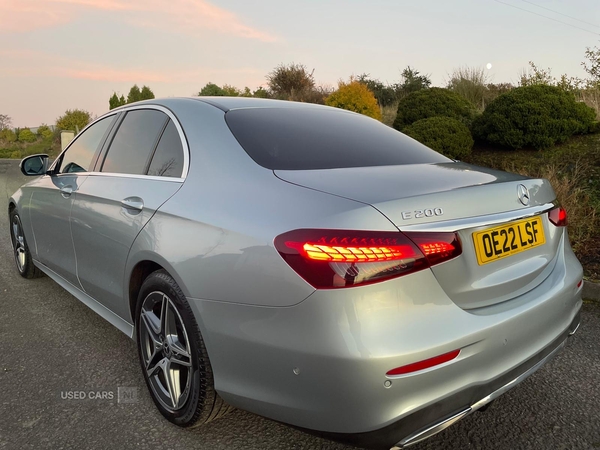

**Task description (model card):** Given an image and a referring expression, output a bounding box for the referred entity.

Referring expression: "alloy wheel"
[139,291,193,411]
[11,215,26,273]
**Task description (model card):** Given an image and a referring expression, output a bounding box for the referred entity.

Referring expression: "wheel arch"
[126,253,191,326]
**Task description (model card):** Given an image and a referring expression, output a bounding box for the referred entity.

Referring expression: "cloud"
[0,1,74,32]
[0,0,278,42]
[63,68,170,83]
[0,48,264,84]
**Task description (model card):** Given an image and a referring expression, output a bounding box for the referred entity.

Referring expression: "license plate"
[472,216,545,265]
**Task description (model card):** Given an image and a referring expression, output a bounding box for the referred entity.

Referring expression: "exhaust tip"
[568,310,581,336]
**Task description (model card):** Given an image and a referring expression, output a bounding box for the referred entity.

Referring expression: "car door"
[28,114,117,288]
[70,106,187,319]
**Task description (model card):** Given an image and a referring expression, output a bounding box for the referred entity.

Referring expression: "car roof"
[100,96,349,121]
[114,96,332,113]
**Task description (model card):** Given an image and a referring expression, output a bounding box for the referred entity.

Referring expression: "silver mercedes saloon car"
[9,97,582,449]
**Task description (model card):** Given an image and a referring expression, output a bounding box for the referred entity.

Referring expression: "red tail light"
[404,232,462,266]
[548,206,567,227]
[274,229,462,289]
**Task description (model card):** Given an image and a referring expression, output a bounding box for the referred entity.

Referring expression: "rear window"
[225,108,450,170]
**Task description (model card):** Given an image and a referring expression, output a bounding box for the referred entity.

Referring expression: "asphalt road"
[1,158,599,450]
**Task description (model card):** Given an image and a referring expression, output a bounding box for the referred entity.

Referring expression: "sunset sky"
[1,0,599,127]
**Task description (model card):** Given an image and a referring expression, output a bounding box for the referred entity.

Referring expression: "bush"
[381,102,399,127]
[252,87,269,98]
[221,85,241,96]
[393,87,477,131]
[403,116,473,159]
[447,66,489,110]
[37,124,53,139]
[18,128,37,143]
[578,87,600,120]
[484,82,514,106]
[266,63,315,100]
[0,128,17,143]
[472,85,597,150]
[325,80,382,120]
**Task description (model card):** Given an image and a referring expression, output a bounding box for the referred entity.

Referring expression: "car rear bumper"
[314,309,580,449]
[187,235,583,449]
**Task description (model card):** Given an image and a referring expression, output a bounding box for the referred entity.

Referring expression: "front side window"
[59,115,115,174]
[147,120,184,177]
[102,110,168,175]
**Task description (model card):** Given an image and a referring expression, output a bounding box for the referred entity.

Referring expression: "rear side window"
[102,110,168,175]
[147,120,184,177]
[225,108,451,170]
[59,115,115,174]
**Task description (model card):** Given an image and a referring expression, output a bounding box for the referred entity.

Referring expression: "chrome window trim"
[50,104,190,179]
[87,172,184,183]
[397,202,558,232]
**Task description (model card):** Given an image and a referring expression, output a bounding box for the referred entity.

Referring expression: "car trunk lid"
[275,162,561,309]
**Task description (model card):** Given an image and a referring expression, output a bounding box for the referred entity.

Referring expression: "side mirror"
[20,154,49,176]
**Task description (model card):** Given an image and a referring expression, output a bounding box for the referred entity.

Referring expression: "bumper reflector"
[387,349,461,377]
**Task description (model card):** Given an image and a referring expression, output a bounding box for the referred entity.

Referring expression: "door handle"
[121,197,144,212]
[60,186,73,198]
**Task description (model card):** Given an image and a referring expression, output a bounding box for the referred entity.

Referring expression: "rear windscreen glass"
[225,108,451,170]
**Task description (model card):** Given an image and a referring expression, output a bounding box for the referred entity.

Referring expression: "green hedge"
[472,84,597,150]
[403,116,473,160]
[393,87,477,131]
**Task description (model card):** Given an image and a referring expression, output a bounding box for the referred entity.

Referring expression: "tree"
[325,80,382,120]
[266,63,315,100]
[519,61,583,92]
[56,109,92,133]
[140,85,155,100]
[519,61,554,87]
[109,85,152,109]
[356,74,397,107]
[582,46,600,84]
[127,84,142,104]
[0,114,11,130]
[109,92,126,110]
[198,82,227,96]
[396,66,431,97]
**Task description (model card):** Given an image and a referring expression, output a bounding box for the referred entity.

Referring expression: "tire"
[9,209,43,279]
[135,269,231,427]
